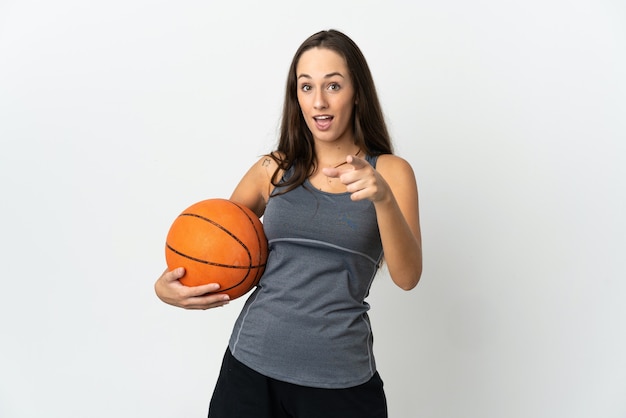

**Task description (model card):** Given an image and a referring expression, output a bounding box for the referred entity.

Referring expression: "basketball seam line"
[165,243,266,269]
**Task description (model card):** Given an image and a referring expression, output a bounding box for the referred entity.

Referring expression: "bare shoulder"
[256,151,285,186]
[374,154,419,205]
[230,152,283,217]
[260,151,283,173]
[375,154,416,182]
[244,152,282,182]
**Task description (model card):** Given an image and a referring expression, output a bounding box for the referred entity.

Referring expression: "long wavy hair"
[270,29,393,194]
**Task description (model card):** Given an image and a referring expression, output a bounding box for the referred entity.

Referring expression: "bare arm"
[228,154,278,217]
[154,155,276,309]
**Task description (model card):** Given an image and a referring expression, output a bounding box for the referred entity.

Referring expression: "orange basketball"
[165,198,268,300]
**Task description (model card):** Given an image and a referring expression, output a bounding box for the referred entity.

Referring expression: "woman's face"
[296,47,356,145]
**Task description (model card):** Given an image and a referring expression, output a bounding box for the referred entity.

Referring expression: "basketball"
[165,198,268,300]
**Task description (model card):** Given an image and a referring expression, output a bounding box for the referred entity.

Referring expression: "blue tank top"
[228,155,383,389]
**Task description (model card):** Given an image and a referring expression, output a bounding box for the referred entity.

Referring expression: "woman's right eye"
[300,84,311,92]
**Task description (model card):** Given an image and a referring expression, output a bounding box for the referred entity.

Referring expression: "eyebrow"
[297,72,345,80]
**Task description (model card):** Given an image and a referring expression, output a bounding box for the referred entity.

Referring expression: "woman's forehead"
[296,47,348,78]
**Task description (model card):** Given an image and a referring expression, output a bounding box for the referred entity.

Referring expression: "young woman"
[155,29,422,418]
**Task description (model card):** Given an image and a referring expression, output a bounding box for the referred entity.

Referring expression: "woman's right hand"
[154,267,230,310]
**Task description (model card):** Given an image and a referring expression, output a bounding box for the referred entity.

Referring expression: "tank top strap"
[365,153,379,168]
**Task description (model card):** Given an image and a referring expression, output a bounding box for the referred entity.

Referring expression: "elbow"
[399,275,420,291]
[387,249,422,291]
[400,282,418,291]
[392,266,422,291]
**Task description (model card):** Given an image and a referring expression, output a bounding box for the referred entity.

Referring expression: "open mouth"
[313,115,333,130]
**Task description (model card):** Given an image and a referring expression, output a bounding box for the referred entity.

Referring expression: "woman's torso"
[228,154,383,389]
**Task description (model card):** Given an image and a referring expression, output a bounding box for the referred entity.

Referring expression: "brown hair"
[270,29,393,193]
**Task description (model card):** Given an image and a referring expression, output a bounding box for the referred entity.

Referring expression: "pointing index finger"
[322,154,366,178]
[346,154,367,168]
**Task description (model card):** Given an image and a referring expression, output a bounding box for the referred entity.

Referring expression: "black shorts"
[208,348,388,418]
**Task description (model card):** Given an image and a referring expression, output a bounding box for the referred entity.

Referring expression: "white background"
[1,1,625,417]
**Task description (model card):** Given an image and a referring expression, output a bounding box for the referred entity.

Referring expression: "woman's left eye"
[328,83,340,91]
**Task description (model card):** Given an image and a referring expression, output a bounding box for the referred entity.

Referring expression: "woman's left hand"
[322,154,391,202]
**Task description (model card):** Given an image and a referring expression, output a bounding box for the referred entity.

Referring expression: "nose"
[313,90,328,110]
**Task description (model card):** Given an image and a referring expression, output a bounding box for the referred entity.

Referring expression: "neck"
[316,143,361,168]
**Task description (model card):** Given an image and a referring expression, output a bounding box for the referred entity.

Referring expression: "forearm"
[374,195,422,290]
